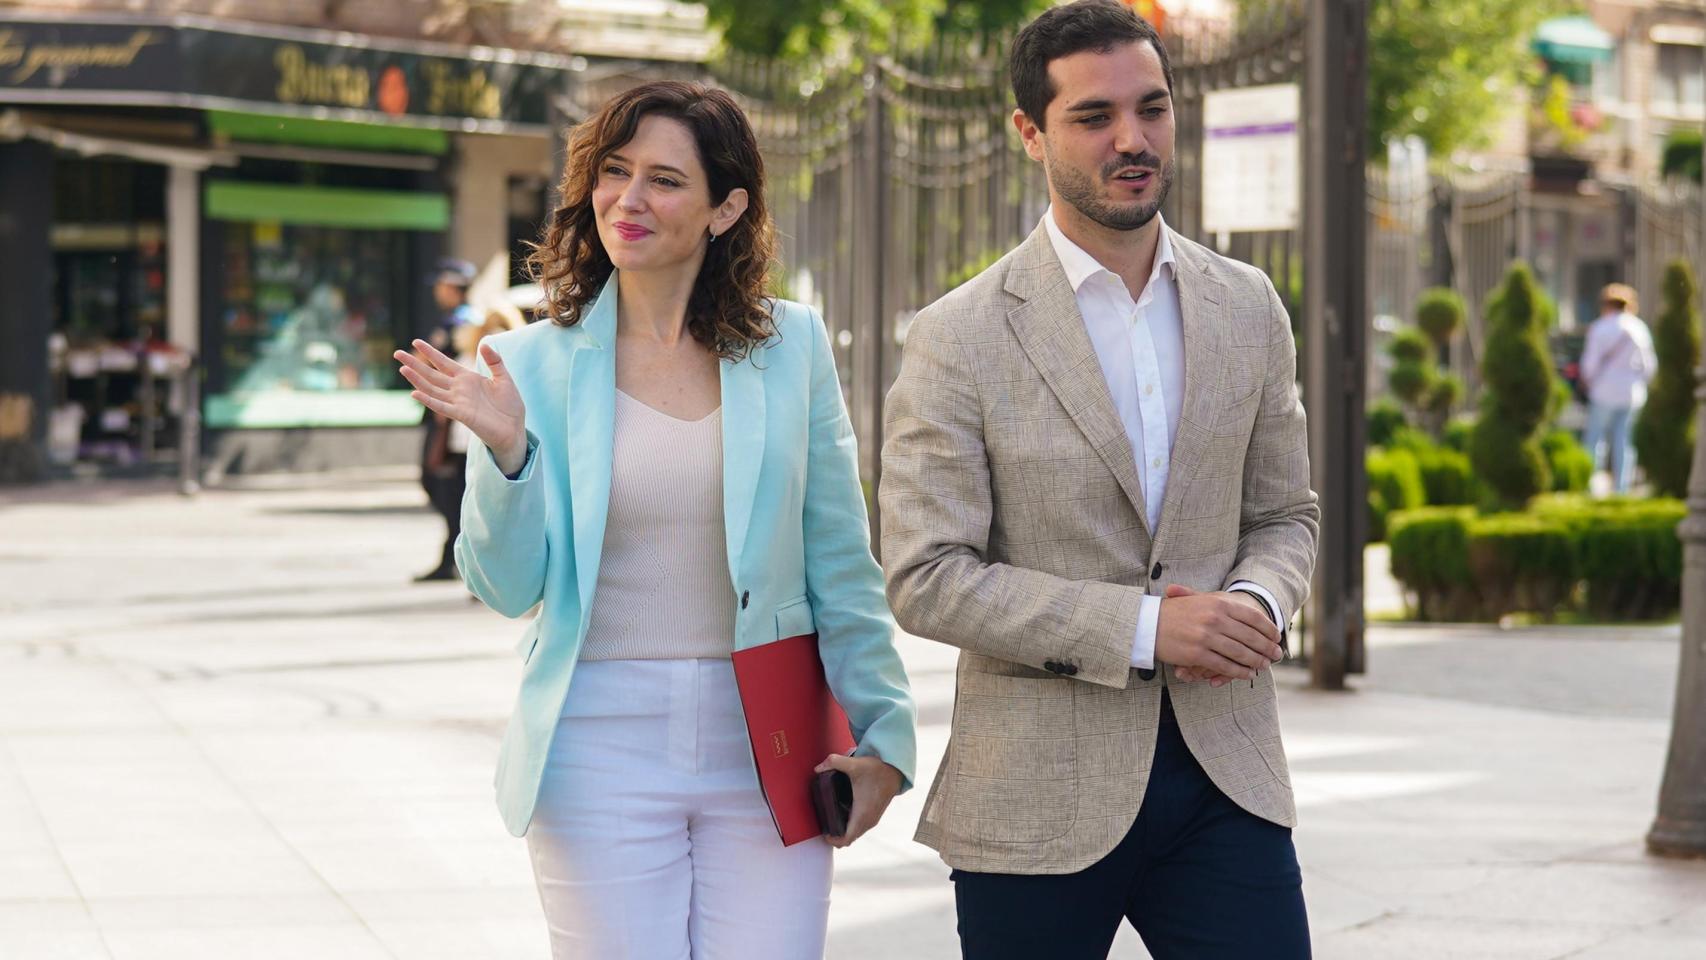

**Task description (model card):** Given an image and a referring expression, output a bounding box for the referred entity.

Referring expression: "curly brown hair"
[526,80,778,361]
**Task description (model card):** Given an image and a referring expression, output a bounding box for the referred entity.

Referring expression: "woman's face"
[591,114,746,276]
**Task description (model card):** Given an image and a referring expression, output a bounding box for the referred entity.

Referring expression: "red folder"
[730,632,855,846]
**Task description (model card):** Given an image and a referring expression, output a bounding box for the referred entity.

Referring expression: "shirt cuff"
[1129,593,1161,669]
[1228,580,1286,647]
[492,435,537,482]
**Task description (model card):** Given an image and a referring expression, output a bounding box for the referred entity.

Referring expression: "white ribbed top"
[578,389,738,661]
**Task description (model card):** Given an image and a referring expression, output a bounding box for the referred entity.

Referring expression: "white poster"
[1201,83,1301,234]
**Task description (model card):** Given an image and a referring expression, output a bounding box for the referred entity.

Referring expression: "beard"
[1047,145,1175,232]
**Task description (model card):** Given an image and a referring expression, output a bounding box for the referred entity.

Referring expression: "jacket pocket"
[774,595,816,640]
[514,618,542,663]
[944,672,1078,843]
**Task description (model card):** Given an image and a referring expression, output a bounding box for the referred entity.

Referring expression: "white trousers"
[526,658,833,959]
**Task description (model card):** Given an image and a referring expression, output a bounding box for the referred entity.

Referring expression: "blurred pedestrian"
[415,258,477,583]
[394,80,915,959]
[880,2,1316,958]
[428,257,477,351]
[445,303,527,460]
[1580,282,1657,494]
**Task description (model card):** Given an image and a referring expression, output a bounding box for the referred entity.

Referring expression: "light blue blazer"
[457,276,917,837]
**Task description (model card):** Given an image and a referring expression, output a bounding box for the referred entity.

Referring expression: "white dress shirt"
[1042,208,1283,670]
[1579,311,1657,409]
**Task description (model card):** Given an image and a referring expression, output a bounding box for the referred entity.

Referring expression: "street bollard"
[1648,364,1706,858]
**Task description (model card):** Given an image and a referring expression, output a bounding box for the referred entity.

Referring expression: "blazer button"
[1137,667,1157,682]
[1151,562,1163,579]
[1063,663,1079,676]
[740,591,749,610]
[1043,660,1061,674]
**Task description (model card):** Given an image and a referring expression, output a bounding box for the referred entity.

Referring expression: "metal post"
[1646,76,1706,860]
[856,69,888,553]
[138,355,155,467]
[178,360,201,496]
[166,164,201,494]
[1649,364,1706,858]
[1302,0,1368,689]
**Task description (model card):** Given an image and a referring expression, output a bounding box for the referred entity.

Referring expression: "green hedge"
[1369,430,1478,542]
[1388,507,1477,620]
[1387,495,1685,621]
[1531,495,1686,619]
[1415,444,1477,506]
[1465,512,1578,618]
[1367,446,1425,542]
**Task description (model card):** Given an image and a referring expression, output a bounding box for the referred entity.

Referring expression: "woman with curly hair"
[393,80,915,958]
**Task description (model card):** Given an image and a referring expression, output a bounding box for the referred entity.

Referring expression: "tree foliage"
[1366,0,1572,157]
[703,0,1053,59]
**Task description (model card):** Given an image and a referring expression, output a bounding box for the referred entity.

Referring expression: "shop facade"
[0,11,566,481]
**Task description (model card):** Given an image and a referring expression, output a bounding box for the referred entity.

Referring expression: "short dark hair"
[1010,0,1173,131]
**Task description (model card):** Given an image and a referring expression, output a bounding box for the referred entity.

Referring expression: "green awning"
[205,182,449,231]
[1533,16,1615,66]
[206,110,449,155]
[206,389,424,429]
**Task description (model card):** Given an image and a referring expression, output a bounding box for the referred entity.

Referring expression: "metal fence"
[1367,168,1703,402]
[1166,4,1307,319]
[561,40,1049,507]
[558,6,1372,679]
[1635,179,1704,324]
[559,10,1314,500]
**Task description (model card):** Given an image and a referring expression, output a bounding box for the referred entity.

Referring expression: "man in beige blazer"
[879,2,1319,957]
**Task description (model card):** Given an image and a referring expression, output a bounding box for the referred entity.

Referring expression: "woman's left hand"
[813,753,903,848]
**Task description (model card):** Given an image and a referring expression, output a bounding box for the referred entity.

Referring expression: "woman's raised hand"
[395,339,528,473]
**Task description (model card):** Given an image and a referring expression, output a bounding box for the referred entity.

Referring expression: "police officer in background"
[415,258,476,583]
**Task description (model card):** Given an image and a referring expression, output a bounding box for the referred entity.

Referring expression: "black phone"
[811,769,854,837]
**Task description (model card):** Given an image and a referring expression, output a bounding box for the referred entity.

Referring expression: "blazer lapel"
[1003,225,1150,534]
[1154,232,1227,548]
[719,349,766,583]
[566,277,619,623]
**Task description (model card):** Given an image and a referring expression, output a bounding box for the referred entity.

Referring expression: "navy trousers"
[951,693,1310,960]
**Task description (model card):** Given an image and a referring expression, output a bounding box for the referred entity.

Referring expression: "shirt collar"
[1043,204,1176,295]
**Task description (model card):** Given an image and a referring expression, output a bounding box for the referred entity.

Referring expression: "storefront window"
[207,221,422,428]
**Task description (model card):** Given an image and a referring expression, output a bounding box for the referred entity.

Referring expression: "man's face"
[1016,40,1175,233]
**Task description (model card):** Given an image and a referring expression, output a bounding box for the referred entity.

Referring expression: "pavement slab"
[3,473,1703,958]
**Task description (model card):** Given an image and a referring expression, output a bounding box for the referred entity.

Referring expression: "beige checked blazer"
[880,222,1320,875]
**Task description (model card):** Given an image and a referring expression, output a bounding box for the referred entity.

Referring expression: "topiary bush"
[1368,397,1408,448]
[1423,373,1465,422]
[1385,428,1478,506]
[1416,445,1477,505]
[1634,260,1700,498]
[1416,287,1467,349]
[1470,264,1557,510]
[1470,416,1550,510]
[1367,446,1426,542]
[1442,416,1474,453]
[1387,327,1436,411]
[1542,430,1593,493]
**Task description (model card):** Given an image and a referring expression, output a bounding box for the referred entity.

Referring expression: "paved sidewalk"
[2,474,1704,959]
